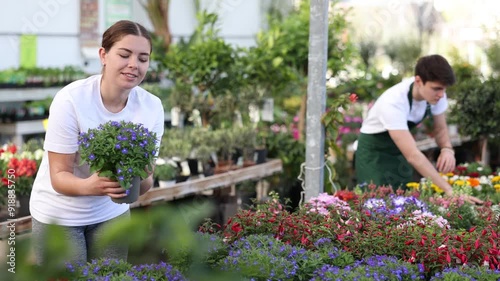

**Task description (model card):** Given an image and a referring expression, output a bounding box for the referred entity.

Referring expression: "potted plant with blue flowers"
[78,120,158,204]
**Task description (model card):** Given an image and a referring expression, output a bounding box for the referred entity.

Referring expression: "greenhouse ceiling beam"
[304,0,329,202]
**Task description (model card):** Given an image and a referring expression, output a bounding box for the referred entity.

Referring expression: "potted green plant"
[78,120,158,204]
[186,128,218,176]
[160,129,191,161]
[154,160,178,188]
[449,77,500,165]
[212,129,237,173]
[233,126,257,167]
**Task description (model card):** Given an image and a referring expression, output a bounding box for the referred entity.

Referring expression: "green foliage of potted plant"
[449,77,500,164]
[159,129,191,161]
[159,11,250,128]
[233,126,257,166]
[154,161,178,187]
[384,37,422,76]
[0,66,86,88]
[212,129,237,173]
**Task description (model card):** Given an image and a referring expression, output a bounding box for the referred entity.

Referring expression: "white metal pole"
[304,0,329,202]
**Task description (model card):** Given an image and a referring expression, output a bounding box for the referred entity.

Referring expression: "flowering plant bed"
[14,183,500,280]
[408,161,500,204]
[0,143,43,205]
[196,187,500,280]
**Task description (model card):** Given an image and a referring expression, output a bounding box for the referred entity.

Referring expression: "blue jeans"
[31,210,130,265]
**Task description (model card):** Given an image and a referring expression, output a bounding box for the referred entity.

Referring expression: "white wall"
[0,0,264,72]
[0,0,81,70]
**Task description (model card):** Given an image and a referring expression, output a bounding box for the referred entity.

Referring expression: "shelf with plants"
[0,66,86,90]
[0,158,283,237]
[0,119,47,148]
[132,158,283,207]
[0,87,59,103]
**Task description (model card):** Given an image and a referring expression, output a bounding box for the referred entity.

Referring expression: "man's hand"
[461,194,484,205]
[444,191,484,205]
[436,148,455,173]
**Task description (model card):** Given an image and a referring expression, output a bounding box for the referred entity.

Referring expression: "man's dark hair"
[414,54,456,86]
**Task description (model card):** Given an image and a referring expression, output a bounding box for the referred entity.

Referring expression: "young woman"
[29,20,165,264]
[355,54,482,204]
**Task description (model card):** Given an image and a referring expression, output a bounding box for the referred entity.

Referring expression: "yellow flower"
[445,172,454,177]
[494,184,500,192]
[454,180,465,186]
[432,184,444,194]
[406,182,420,189]
[492,176,500,183]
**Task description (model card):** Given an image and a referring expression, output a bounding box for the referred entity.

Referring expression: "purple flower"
[78,120,158,190]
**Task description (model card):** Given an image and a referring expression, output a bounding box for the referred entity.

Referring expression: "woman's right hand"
[86,173,127,198]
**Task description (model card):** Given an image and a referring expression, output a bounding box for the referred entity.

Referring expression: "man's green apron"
[355,83,431,189]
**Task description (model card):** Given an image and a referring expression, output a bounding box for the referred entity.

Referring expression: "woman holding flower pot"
[29,20,164,265]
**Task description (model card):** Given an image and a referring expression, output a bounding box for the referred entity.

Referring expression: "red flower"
[475,238,481,250]
[468,172,480,178]
[7,157,37,177]
[300,234,309,245]
[230,222,243,234]
[445,251,451,263]
[349,93,358,103]
[334,190,358,202]
[6,144,17,154]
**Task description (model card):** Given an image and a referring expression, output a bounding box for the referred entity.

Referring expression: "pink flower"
[353,117,363,123]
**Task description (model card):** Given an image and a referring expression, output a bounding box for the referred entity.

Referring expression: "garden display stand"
[415,135,471,151]
[0,87,59,147]
[131,159,282,207]
[0,159,283,238]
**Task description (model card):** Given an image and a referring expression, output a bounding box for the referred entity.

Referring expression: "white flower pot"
[159,180,176,188]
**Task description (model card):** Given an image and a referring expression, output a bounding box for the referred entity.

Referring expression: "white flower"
[0,151,14,162]
[479,176,489,184]
[34,149,44,160]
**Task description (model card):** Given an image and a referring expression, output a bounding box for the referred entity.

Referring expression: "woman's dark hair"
[415,54,456,86]
[101,20,152,53]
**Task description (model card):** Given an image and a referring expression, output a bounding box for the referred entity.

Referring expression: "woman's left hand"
[436,148,455,173]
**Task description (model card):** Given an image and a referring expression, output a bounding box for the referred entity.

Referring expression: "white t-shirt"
[30,75,165,226]
[360,77,448,134]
